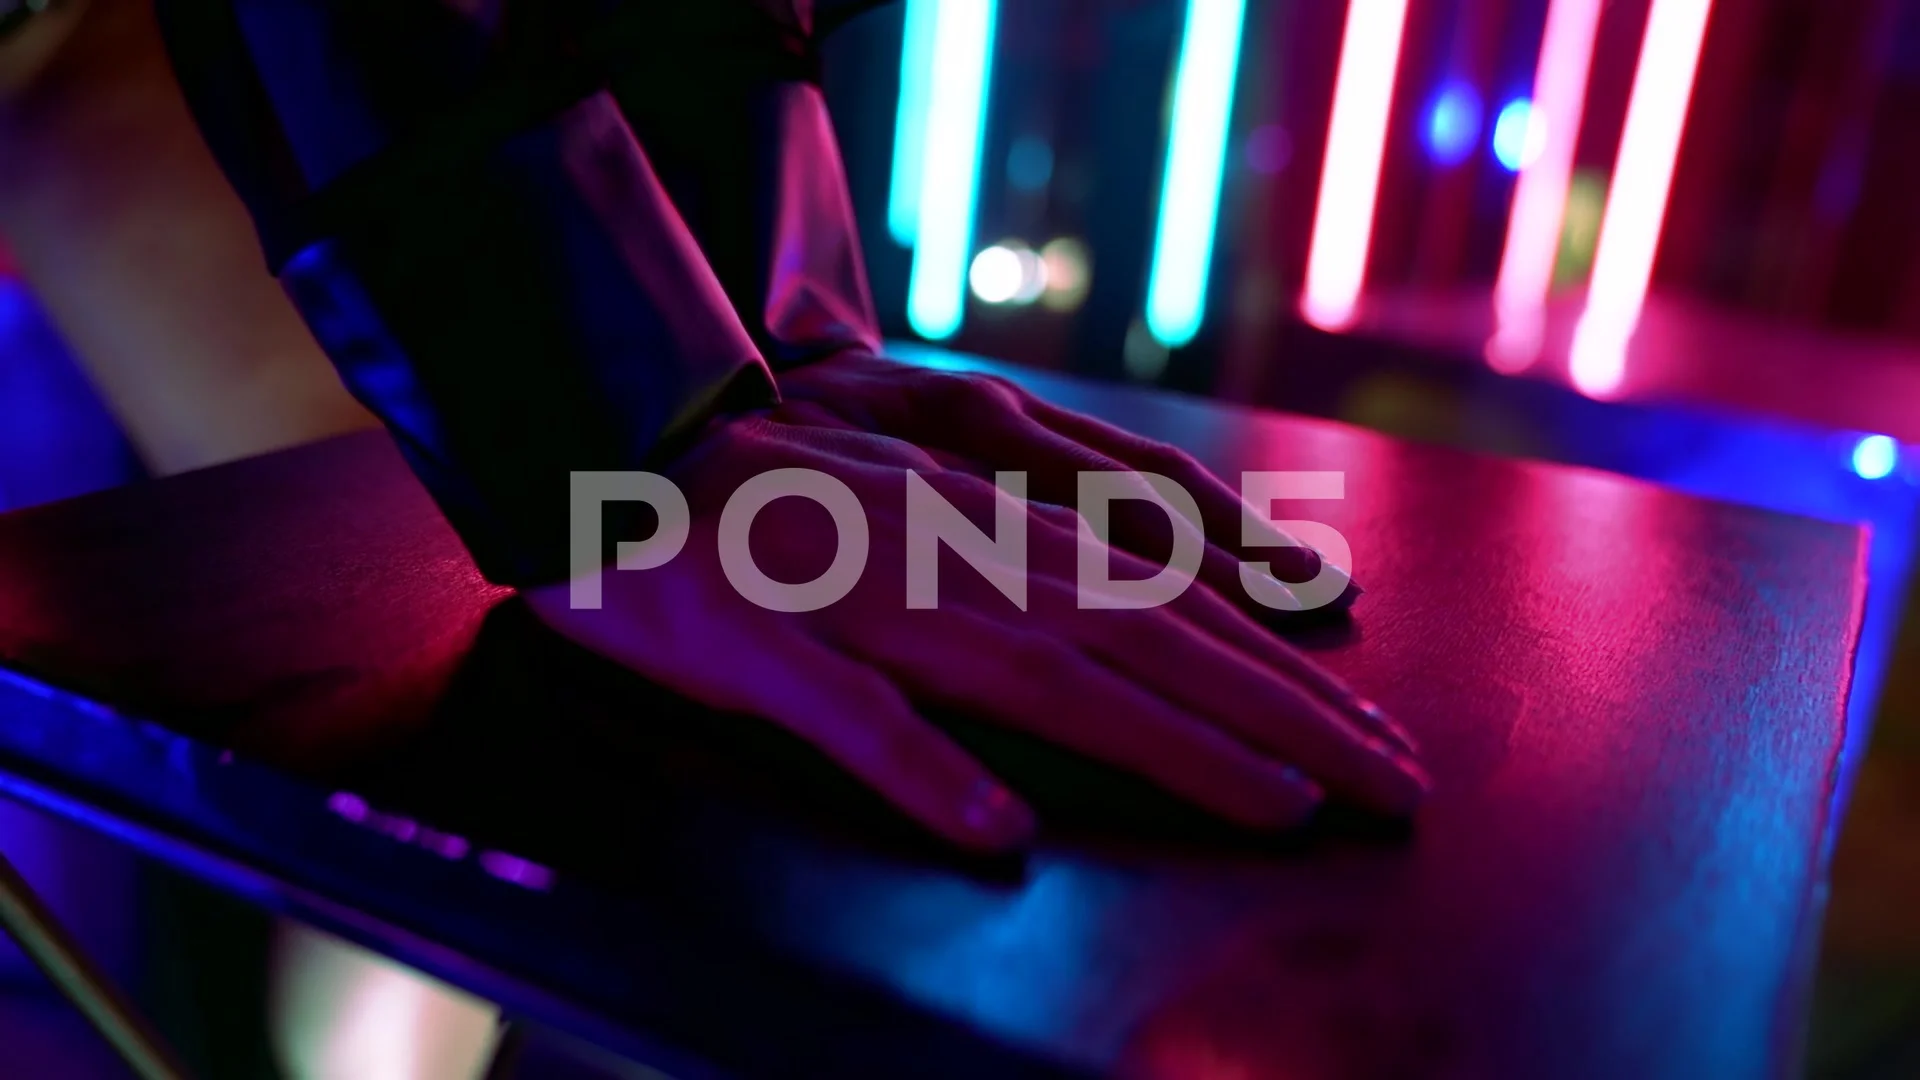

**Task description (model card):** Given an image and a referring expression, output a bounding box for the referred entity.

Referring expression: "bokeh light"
[1492,98,1547,171]
[1853,435,1899,480]
[1243,124,1293,175]
[1039,238,1091,312]
[969,244,1026,304]
[970,242,1048,305]
[1007,135,1055,191]
[1424,82,1482,165]
[1123,318,1171,381]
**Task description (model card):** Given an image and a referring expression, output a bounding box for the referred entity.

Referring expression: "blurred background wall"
[825,0,1920,399]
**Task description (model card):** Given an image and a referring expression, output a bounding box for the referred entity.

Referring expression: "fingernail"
[1357,699,1420,754]
[1262,554,1363,614]
[963,779,1036,847]
[1365,737,1433,797]
[1331,563,1362,601]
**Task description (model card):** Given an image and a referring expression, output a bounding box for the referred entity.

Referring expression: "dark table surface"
[0,355,1869,1079]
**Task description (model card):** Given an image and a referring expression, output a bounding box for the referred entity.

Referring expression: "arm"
[151,0,1424,847]
[0,0,373,475]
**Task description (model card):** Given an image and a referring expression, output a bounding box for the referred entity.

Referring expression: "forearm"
[0,0,373,476]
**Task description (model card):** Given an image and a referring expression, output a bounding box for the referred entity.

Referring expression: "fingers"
[1028,575,1426,818]
[1015,394,1347,598]
[785,363,1352,611]
[909,469,1418,771]
[1022,515,1423,809]
[911,378,1344,614]
[842,611,1325,831]
[732,635,1038,853]
[924,472,1424,814]
[945,398,1252,594]
[1132,561,1418,757]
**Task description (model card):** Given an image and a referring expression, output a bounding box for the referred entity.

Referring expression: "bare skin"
[530,357,1426,850]
[533,386,1436,849]
[0,0,374,477]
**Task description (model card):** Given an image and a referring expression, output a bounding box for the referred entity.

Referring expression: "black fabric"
[157,1,829,274]
[154,0,787,585]
[602,3,891,369]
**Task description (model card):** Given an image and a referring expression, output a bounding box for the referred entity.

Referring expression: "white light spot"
[1853,435,1898,480]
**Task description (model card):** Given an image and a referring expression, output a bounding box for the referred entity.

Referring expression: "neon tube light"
[906,0,999,340]
[1301,0,1412,331]
[1570,0,1714,397]
[1489,0,1605,371]
[888,0,940,246]
[1145,0,1250,348]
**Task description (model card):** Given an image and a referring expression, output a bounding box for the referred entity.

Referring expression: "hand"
[776,352,1359,617]
[526,409,1425,853]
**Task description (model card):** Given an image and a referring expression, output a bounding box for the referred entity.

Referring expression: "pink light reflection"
[420,830,471,861]
[328,791,370,824]
[1490,0,1605,373]
[1571,0,1716,398]
[479,851,555,892]
[1301,0,1411,331]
